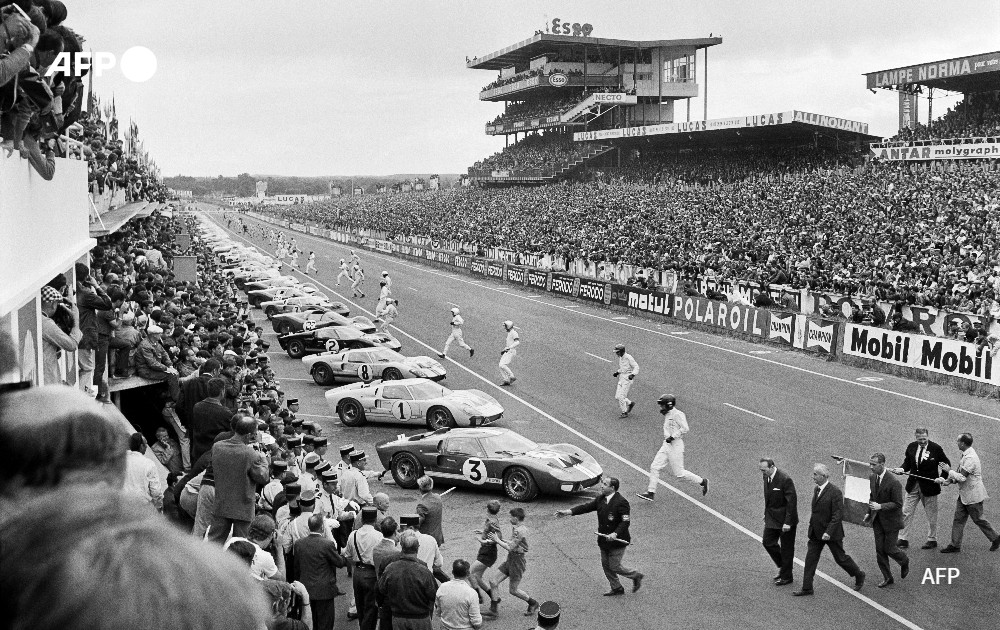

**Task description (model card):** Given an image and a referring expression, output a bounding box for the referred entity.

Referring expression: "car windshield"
[480,433,538,456]
[407,381,451,400]
[369,347,405,362]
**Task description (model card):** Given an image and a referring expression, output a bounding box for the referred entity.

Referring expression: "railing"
[872,136,1000,148]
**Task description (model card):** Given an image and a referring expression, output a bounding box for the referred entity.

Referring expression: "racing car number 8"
[358,364,372,381]
[462,458,487,485]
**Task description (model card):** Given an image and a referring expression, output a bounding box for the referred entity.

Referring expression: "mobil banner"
[671,296,770,338]
[526,269,548,291]
[578,278,612,305]
[549,273,578,297]
[843,324,997,384]
[486,261,505,281]
[470,259,489,276]
[505,265,527,286]
[793,317,839,354]
[613,285,670,315]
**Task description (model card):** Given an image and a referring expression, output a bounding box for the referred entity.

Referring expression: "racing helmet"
[657,394,676,409]
[614,343,626,353]
[503,320,514,330]
[382,271,389,277]
[450,307,460,315]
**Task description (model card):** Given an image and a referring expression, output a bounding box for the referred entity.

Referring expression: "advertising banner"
[866,52,1000,89]
[899,91,917,131]
[437,252,453,265]
[470,259,489,276]
[505,265,527,286]
[454,255,471,269]
[374,240,393,254]
[549,273,578,297]
[578,278,612,305]
[526,269,548,291]
[671,296,770,338]
[592,93,638,104]
[870,141,1000,161]
[767,312,795,346]
[793,317,839,354]
[486,261,505,281]
[843,324,998,384]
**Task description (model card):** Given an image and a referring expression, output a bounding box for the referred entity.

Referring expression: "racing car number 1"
[462,457,488,485]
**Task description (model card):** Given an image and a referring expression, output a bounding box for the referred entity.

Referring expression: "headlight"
[409,369,428,378]
[468,416,483,426]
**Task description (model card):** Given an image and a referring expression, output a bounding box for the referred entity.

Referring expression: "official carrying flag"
[832,456,871,527]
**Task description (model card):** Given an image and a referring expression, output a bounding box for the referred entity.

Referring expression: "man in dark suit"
[556,476,644,596]
[794,464,865,596]
[892,428,950,549]
[208,416,269,544]
[294,514,348,630]
[416,475,445,547]
[759,458,798,586]
[865,452,909,587]
[191,378,234,463]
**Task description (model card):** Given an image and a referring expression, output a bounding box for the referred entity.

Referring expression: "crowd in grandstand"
[482,67,584,93]
[472,132,599,173]
[0,1,164,199]
[894,91,1000,142]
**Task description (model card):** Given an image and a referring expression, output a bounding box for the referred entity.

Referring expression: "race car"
[270,308,356,335]
[247,286,309,307]
[375,427,603,502]
[279,325,401,358]
[261,295,344,319]
[302,346,446,386]
[325,378,502,431]
[244,276,299,292]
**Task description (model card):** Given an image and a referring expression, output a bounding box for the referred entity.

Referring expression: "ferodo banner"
[526,269,548,291]
[486,261,504,280]
[671,296,770,338]
[470,259,488,276]
[506,265,527,286]
[549,273,577,297]
[374,240,393,253]
[578,278,612,305]
[843,324,997,384]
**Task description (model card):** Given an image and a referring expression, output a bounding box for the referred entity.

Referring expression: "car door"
[338,350,373,381]
[375,383,415,423]
[436,437,489,488]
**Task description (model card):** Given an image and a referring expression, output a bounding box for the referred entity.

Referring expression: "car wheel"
[264,306,276,318]
[426,406,455,431]
[382,367,403,381]
[338,398,366,427]
[391,452,423,489]
[503,466,539,502]
[312,363,334,386]
[287,339,306,359]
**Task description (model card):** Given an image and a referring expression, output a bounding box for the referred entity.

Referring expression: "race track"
[208,208,999,630]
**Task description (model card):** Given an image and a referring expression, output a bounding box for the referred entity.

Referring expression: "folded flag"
[840,457,872,528]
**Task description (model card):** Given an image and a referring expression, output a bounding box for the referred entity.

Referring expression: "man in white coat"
[936,433,1000,553]
[612,344,639,418]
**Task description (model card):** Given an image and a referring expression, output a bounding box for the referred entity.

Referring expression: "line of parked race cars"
[206,217,604,502]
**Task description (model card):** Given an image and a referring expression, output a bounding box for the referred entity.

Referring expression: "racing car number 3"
[462,458,488,485]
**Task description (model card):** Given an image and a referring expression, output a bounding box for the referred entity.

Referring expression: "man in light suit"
[864,453,909,587]
[937,433,1000,553]
[891,428,950,549]
[793,464,865,596]
[759,458,798,586]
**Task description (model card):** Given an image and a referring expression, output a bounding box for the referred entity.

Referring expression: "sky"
[72,1,1000,178]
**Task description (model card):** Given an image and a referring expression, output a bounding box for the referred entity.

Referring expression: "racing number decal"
[393,401,411,420]
[357,364,372,381]
[462,458,487,485]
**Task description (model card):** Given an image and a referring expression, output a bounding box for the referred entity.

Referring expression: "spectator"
[293,513,347,630]
[224,513,283,581]
[191,377,233,463]
[416,475,445,547]
[208,415,269,543]
[376,531,439,630]
[151,426,184,477]
[122,432,163,511]
[39,284,81,385]
[435,559,483,630]
[134,323,180,403]
[74,262,112,398]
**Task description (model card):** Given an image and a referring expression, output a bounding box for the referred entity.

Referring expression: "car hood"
[525,444,601,472]
[447,390,503,414]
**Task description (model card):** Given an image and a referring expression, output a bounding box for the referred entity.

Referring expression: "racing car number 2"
[462,457,488,485]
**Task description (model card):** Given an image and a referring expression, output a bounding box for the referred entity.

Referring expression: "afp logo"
[45,47,158,82]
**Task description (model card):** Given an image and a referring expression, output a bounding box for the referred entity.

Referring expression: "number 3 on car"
[462,457,488,485]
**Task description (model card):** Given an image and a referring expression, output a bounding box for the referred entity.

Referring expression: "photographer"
[40,285,81,385]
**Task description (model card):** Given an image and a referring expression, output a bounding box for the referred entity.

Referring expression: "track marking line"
[296,413,339,420]
[408,287,418,291]
[213,216,928,630]
[276,377,313,382]
[562,305,581,308]
[585,352,613,363]
[723,403,776,422]
[613,316,629,320]
[749,350,772,354]
[446,301,460,307]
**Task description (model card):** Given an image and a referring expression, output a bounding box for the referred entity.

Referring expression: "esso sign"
[551,18,593,37]
[548,73,568,87]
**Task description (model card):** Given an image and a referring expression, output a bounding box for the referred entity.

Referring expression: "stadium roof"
[468,33,722,70]
[865,51,1000,94]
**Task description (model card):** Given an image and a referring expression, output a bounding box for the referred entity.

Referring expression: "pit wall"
[247,213,999,398]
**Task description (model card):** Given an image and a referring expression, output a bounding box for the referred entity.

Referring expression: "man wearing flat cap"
[341,450,374,506]
[134,322,180,402]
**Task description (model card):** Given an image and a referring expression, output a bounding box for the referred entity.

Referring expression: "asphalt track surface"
[206,209,1000,630]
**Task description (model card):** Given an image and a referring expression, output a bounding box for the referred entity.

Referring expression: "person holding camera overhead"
[40,284,82,385]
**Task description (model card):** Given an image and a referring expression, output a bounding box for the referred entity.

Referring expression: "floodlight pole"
[927,87,933,124]
[703,45,708,121]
